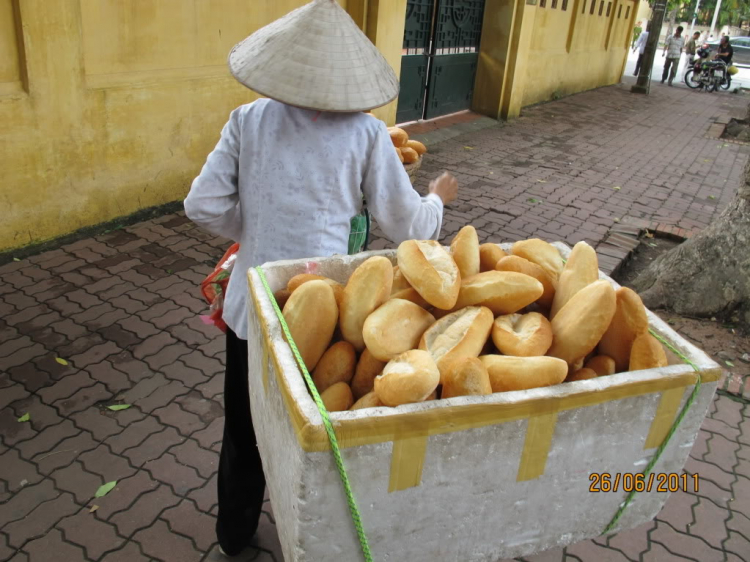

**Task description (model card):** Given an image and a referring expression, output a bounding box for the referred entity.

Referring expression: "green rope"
[255,266,373,562]
[601,328,703,535]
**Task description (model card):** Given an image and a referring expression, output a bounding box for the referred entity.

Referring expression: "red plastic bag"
[200,243,240,333]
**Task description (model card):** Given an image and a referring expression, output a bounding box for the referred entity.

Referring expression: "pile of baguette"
[388,126,426,164]
[274,227,668,412]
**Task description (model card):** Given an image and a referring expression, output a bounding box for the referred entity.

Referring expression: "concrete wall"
[0,0,410,253]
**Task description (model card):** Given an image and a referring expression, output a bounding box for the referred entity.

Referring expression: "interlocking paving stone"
[0,83,748,561]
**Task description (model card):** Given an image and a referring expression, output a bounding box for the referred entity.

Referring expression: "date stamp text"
[589,473,699,493]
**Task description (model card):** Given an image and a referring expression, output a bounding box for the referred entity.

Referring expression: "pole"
[709,0,722,39]
[632,0,668,95]
[689,0,701,36]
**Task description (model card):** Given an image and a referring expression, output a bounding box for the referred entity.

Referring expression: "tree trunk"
[630,161,750,327]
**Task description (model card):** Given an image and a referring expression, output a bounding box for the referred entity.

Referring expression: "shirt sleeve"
[183,108,243,242]
[361,123,444,243]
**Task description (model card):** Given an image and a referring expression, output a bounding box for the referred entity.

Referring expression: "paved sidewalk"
[1,81,749,562]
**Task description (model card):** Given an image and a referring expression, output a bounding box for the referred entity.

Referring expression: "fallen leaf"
[107,404,131,411]
[725,360,735,367]
[613,186,621,190]
[464,146,474,150]
[613,218,620,223]
[166,270,173,274]
[527,198,542,204]
[13,258,20,262]
[17,413,30,423]
[95,481,117,498]
[537,179,546,183]
[708,195,716,200]
[55,358,68,366]
[89,505,99,513]
[648,243,658,247]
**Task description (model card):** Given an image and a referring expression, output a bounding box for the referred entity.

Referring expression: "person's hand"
[429,172,458,205]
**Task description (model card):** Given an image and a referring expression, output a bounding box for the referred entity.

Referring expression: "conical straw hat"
[228,0,399,112]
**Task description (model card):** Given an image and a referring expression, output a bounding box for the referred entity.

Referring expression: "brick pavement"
[1,82,750,561]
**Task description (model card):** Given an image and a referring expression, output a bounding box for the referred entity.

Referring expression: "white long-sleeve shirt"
[635,31,649,55]
[184,99,444,339]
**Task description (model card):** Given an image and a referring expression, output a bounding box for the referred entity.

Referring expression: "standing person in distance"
[662,26,685,86]
[684,31,701,68]
[183,0,457,557]
[632,21,643,49]
[633,22,650,76]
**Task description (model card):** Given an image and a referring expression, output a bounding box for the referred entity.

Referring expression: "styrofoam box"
[246,242,720,562]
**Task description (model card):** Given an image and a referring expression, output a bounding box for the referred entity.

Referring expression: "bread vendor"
[183,0,458,556]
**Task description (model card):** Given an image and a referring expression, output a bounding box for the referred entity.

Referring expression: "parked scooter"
[685,44,730,92]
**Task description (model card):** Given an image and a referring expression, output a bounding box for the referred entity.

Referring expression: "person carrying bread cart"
[183,0,458,556]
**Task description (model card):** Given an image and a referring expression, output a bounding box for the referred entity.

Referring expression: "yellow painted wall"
[519,0,635,107]
[0,0,415,253]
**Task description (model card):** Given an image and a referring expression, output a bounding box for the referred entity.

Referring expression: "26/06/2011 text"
[589,473,699,493]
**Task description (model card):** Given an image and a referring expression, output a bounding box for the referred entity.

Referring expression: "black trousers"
[216,328,266,549]
[634,54,645,76]
[662,57,679,82]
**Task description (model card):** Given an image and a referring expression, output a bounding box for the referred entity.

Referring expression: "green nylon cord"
[255,266,374,562]
[600,328,703,535]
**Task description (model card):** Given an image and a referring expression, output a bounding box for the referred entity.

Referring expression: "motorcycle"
[684,44,731,92]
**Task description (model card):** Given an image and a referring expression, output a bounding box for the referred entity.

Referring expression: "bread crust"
[547,280,616,365]
[363,299,436,361]
[312,341,356,393]
[282,280,338,370]
[481,355,568,392]
[374,350,440,406]
[598,287,649,372]
[550,241,599,318]
[495,256,555,309]
[450,226,480,279]
[491,312,553,357]
[441,357,492,398]
[629,333,668,371]
[397,240,461,310]
[451,271,544,315]
[340,256,393,351]
[511,239,564,285]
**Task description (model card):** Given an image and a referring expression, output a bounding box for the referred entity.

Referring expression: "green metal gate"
[396,0,486,124]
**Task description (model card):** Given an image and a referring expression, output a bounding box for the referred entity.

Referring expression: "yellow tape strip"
[517,412,559,482]
[644,387,686,450]
[388,434,429,493]
[261,340,270,395]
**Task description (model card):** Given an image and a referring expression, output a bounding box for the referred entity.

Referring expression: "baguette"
[391,266,412,294]
[441,357,492,398]
[419,306,494,383]
[374,350,440,406]
[274,288,291,309]
[511,239,564,285]
[351,391,386,410]
[585,355,617,377]
[351,348,386,399]
[629,333,668,371]
[363,299,436,361]
[390,287,432,309]
[401,146,420,164]
[450,226,480,279]
[547,280,616,365]
[287,273,345,308]
[549,241,599,319]
[397,240,461,310]
[567,367,598,382]
[495,255,555,309]
[282,280,339,370]
[481,355,568,392]
[340,256,393,351]
[388,127,409,147]
[491,312,553,357]
[405,139,427,155]
[320,382,354,412]
[598,287,649,372]
[395,147,405,163]
[479,243,508,272]
[451,271,543,315]
[312,341,356,393]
